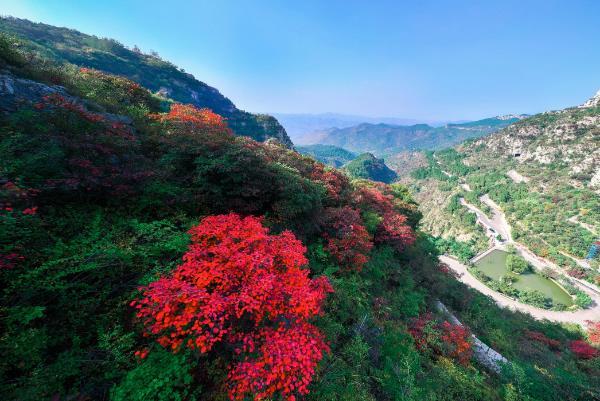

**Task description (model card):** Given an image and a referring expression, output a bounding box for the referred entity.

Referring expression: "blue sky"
[2,0,599,120]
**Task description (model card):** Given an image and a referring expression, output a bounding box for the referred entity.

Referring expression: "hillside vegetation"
[0,16,292,146]
[1,20,599,401]
[344,153,398,183]
[296,144,357,168]
[403,99,600,285]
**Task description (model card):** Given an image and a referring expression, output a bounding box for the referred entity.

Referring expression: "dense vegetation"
[1,22,599,401]
[406,140,600,287]
[344,153,398,183]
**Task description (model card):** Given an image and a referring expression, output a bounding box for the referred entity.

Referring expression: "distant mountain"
[296,144,357,168]
[344,153,398,183]
[0,16,292,146]
[272,112,450,144]
[309,115,527,155]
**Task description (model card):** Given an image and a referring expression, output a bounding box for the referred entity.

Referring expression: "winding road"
[445,195,600,327]
[440,255,600,326]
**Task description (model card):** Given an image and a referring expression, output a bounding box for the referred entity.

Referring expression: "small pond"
[474,249,574,306]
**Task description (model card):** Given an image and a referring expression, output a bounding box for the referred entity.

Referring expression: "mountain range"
[303,115,528,156]
[272,112,453,144]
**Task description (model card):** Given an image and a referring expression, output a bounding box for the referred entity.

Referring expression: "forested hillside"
[1,20,599,401]
[296,144,357,167]
[0,16,292,146]
[344,153,398,183]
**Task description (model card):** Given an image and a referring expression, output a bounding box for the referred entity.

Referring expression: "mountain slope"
[344,152,398,183]
[0,16,292,146]
[311,115,527,155]
[402,93,600,284]
[296,144,357,167]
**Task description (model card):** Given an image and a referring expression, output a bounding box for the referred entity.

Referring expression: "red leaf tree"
[131,213,333,401]
[150,103,233,144]
[569,340,599,360]
[587,321,600,345]
[352,185,416,252]
[321,206,373,271]
[408,313,473,366]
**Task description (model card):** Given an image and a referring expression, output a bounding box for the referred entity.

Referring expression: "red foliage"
[439,321,473,366]
[32,94,149,196]
[408,313,473,365]
[152,104,232,136]
[310,165,350,203]
[587,321,600,345]
[227,323,329,401]
[22,207,38,216]
[524,330,561,350]
[352,185,415,252]
[408,312,435,351]
[566,266,587,279]
[0,253,25,270]
[569,340,599,360]
[131,213,332,401]
[322,206,373,271]
[375,212,416,251]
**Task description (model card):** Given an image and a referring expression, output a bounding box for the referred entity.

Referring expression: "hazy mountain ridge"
[306,116,526,155]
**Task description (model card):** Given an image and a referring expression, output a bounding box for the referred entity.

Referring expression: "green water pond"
[474,249,574,306]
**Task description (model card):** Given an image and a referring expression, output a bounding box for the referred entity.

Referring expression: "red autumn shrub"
[375,212,416,251]
[227,323,329,401]
[408,313,473,366]
[152,104,232,136]
[525,330,561,350]
[352,185,416,252]
[310,165,351,203]
[569,340,598,360]
[131,213,332,401]
[321,206,373,271]
[587,321,600,345]
[439,321,473,366]
[408,312,437,351]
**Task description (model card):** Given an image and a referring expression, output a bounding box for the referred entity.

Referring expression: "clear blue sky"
[2,0,599,120]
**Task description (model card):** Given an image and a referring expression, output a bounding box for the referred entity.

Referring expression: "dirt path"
[460,196,511,242]
[567,215,598,236]
[440,255,600,326]
[507,169,530,183]
[453,195,600,326]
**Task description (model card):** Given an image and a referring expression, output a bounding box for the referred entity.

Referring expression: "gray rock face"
[468,105,600,189]
[0,71,68,112]
[579,89,600,108]
[0,71,132,126]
